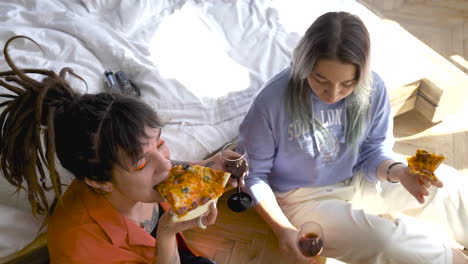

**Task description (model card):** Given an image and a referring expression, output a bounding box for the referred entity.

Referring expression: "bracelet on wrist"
[386,162,404,183]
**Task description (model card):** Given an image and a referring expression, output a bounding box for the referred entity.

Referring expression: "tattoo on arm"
[204,161,215,168]
[170,160,190,167]
[171,159,214,169]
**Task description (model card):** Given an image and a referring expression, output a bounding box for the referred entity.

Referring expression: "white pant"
[275,164,467,264]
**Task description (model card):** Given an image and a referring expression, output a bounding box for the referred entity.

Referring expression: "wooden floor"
[184,1,468,263]
[360,0,468,73]
[358,0,468,177]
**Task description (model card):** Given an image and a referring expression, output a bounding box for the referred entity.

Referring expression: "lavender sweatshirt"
[238,67,395,205]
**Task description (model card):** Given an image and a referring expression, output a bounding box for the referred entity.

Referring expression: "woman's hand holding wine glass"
[276,225,319,264]
[297,221,324,257]
[220,142,252,212]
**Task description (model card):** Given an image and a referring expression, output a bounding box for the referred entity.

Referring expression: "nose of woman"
[152,149,173,174]
[326,86,341,103]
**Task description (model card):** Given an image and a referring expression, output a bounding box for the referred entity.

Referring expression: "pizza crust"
[172,197,219,222]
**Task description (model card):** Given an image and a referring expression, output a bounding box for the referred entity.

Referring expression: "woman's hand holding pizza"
[157,202,218,238]
[389,164,443,204]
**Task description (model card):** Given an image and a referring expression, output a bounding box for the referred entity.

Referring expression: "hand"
[157,202,218,238]
[276,226,319,264]
[199,150,245,188]
[391,164,444,203]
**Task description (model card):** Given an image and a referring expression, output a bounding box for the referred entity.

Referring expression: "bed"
[0,0,464,262]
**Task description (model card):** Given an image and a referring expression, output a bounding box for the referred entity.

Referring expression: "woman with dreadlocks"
[0,35,237,264]
[239,12,468,264]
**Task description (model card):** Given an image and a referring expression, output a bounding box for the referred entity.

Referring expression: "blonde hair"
[285,12,372,153]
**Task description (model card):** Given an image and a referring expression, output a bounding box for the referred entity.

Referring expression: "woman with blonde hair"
[239,11,468,264]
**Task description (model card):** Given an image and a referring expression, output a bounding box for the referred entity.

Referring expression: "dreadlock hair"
[0,36,162,218]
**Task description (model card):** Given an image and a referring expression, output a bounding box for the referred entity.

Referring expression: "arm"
[256,198,317,263]
[377,159,443,204]
[154,232,180,264]
[354,73,396,182]
[354,74,443,203]
[154,203,218,263]
[238,99,317,263]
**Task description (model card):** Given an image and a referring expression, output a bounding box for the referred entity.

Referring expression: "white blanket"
[0,0,460,257]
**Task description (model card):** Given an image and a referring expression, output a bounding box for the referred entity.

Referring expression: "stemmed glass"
[297,221,325,257]
[221,142,253,212]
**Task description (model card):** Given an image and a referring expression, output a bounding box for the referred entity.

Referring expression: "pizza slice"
[156,164,230,222]
[407,149,445,181]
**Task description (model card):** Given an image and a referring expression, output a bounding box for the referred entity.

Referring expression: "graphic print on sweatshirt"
[287,100,345,161]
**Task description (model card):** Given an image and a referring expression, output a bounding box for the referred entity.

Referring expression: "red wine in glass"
[298,233,324,257]
[221,143,252,212]
[221,142,248,180]
[225,158,248,179]
[297,221,324,257]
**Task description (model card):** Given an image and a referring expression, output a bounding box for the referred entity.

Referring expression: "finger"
[419,185,430,196]
[432,179,443,188]
[203,202,218,226]
[421,177,432,188]
[228,178,238,188]
[416,183,432,203]
[410,188,425,204]
[292,244,313,263]
[223,149,242,159]
[419,193,425,204]
[415,185,430,203]
[415,173,436,188]
[299,256,318,264]
[239,178,245,188]
[421,189,430,196]
[159,209,176,223]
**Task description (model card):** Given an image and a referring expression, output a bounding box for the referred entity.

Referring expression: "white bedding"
[0,0,462,258]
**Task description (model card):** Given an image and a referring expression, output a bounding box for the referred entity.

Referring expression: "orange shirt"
[48,180,192,264]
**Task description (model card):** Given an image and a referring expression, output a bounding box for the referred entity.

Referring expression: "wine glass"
[297,221,325,257]
[221,142,253,212]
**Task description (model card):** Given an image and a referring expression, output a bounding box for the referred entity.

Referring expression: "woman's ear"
[84,178,113,193]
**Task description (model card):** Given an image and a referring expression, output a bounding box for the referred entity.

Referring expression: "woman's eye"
[314,76,329,85]
[315,76,327,84]
[132,160,147,171]
[343,81,355,88]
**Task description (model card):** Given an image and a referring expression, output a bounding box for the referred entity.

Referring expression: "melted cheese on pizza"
[156,165,229,218]
[407,149,445,181]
